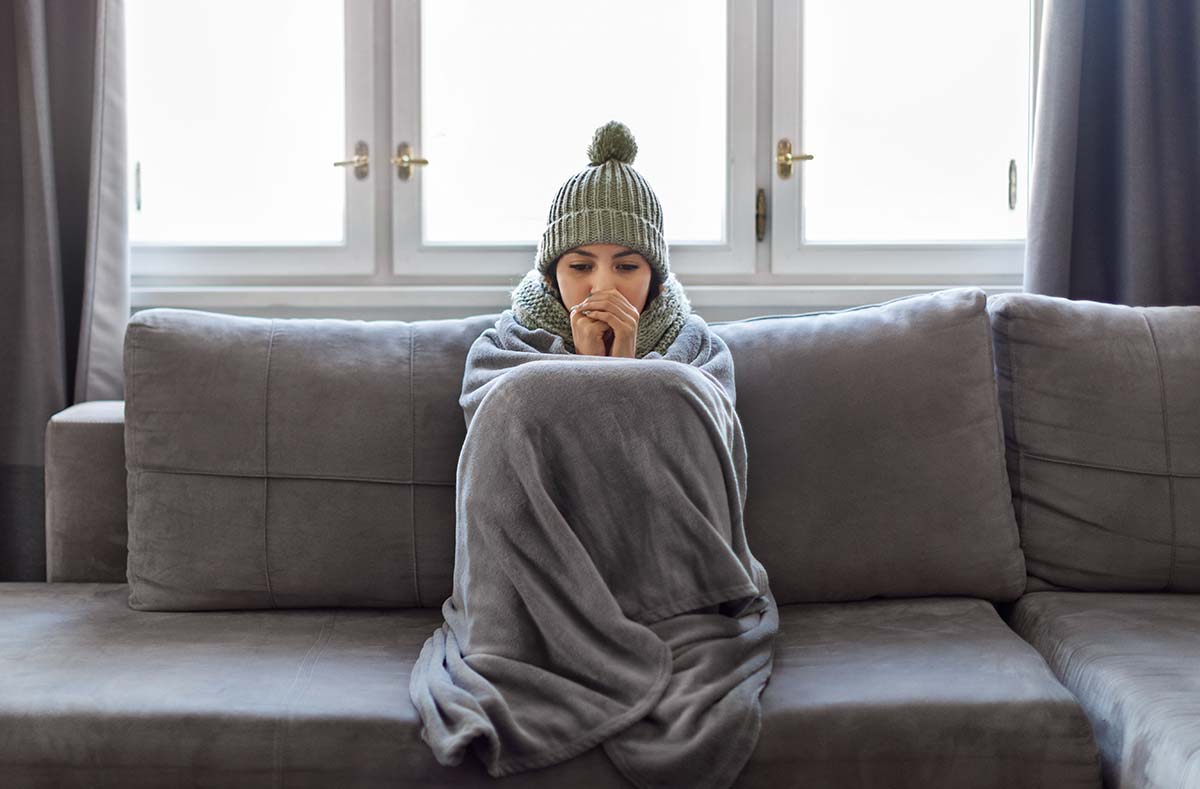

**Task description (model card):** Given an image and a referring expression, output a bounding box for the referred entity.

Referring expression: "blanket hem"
[602,599,777,789]
[483,637,675,778]
[705,628,773,789]
[603,691,762,789]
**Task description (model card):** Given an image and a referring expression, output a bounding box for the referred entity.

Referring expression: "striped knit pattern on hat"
[535,120,669,280]
[513,120,692,357]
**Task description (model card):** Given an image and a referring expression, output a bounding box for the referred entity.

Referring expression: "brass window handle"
[333,140,370,179]
[776,138,813,179]
[331,141,432,181]
[391,142,429,180]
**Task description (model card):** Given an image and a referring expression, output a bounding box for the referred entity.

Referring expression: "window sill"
[130,281,1024,322]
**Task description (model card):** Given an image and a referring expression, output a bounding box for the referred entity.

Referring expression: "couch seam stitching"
[128,339,139,596]
[131,340,139,467]
[122,465,455,485]
[264,320,278,608]
[410,328,422,607]
[1016,449,1200,478]
[1006,312,1027,557]
[1141,312,1177,591]
[983,301,1023,595]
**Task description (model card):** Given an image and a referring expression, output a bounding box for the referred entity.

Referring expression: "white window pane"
[420,0,726,246]
[802,1,1030,243]
[126,0,345,245]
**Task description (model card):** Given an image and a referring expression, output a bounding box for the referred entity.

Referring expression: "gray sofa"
[1,286,1195,787]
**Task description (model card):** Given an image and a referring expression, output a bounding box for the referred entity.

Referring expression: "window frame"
[387,0,758,279]
[128,0,377,277]
[767,0,1037,284]
[128,0,1041,314]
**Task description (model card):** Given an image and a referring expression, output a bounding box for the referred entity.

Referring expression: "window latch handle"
[333,140,370,180]
[776,138,814,179]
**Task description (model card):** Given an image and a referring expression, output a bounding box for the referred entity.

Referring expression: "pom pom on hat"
[534,119,668,280]
[586,120,638,166]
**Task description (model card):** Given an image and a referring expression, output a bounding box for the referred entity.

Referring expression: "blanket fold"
[409,309,778,789]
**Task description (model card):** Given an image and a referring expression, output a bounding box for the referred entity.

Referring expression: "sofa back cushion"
[125,288,1027,612]
[987,293,1200,592]
[123,308,498,610]
[711,288,1026,604]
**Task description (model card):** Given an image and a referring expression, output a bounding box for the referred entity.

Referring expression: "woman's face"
[552,243,656,313]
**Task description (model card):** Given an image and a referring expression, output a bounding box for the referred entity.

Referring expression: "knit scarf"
[509,267,693,358]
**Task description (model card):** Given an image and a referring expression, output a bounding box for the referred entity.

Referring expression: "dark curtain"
[0,0,129,581]
[1025,0,1200,306]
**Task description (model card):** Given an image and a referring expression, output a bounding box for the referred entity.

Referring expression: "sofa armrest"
[44,400,127,583]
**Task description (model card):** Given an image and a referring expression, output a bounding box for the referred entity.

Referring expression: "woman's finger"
[570,306,611,336]
[585,306,637,324]
[575,308,634,333]
[601,290,639,316]
[573,298,636,323]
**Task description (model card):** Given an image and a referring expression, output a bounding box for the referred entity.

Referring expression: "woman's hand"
[568,289,639,358]
[568,293,613,356]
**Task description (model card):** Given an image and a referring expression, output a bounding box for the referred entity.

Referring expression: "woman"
[507,119,694,361]
[409,121,778,789]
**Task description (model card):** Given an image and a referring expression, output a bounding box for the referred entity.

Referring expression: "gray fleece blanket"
[409,309,779,788]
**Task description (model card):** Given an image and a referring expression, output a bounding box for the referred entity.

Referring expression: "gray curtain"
[1025,0,1200,306]
[1,0,129,581]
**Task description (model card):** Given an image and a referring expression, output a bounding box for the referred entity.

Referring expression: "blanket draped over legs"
[409,310,779,789]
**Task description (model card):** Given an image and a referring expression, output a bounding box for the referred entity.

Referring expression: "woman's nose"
[591,270,617,292]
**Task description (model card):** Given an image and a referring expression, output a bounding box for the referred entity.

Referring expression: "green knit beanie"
[535,120,670,281]
[512,120,692,357]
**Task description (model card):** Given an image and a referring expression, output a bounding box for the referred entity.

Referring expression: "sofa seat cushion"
[0,584,621,788]
[0,586,1099,788]
[1009,592,1200,788]
[741,596,1100,788]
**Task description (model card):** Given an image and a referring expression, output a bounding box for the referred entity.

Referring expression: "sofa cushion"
[711,288,1026,604]
[45,400,127,583]
[740,595,1100,788]
[122,308,499,610]
[0,583,620,788]
[0,585,1099,788]
[1009,592,1200,788]
[988,294,1200,592]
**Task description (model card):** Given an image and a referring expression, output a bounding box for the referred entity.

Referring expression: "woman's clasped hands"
[569,288,639,358]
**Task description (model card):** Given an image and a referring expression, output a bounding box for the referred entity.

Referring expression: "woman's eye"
[568,262,639,271]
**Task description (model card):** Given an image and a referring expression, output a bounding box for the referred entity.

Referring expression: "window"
[126,0,375,276]
[419,1,727,246]
[391,0,753,277]
[770,0,1035,278]
[127,0,346,245]
[126,1,1036,311]
[801,1,1030,244]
